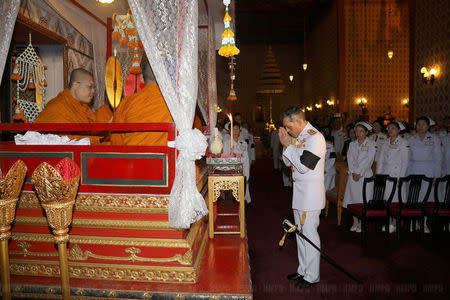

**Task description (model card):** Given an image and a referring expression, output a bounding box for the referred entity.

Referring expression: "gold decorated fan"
[105,56,123,109]
[0,160,27,300]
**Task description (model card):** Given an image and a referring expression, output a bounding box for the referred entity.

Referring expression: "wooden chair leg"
[325,200,329,217]
[361,218,366,248]
[396,217,401,241]
[420,217,424,241]
[337,205,342,226]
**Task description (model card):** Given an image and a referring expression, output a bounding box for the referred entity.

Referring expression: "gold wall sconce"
[401,98,409,107]
[420,67,438,84]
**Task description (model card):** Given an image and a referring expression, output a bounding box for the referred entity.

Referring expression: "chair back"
[398,175,432,208]
[362,175,396,211]
[434,175,450,209]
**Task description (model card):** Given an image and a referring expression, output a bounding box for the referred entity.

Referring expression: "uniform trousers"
[293,209,321,283]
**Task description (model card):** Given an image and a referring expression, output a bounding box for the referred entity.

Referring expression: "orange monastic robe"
[111,84,174,146]
[35,89,112,144]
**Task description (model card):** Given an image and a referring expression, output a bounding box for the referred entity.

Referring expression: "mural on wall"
[344,0,409,123]
[414,0,449,124]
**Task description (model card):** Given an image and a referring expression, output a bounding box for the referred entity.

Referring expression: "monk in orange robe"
[35,68,112,144]
[111,61,174,146]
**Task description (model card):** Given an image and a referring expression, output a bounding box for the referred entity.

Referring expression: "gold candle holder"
[32,160,80,300]
[0,160,27,300]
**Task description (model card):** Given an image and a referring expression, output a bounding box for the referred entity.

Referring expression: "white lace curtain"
[0,0,20,90]
[128,0,208,229]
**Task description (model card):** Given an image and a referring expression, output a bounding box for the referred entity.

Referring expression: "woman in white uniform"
[343,121,376,232]
[223,122,251,203]
[370,119,387,163]
[407,116,443,202]
[376,121,409,232]
[324,137,336,191]
[407,116,443,232]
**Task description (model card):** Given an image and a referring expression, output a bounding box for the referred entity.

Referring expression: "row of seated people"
[34,61,202,146]
[323,120,450,236]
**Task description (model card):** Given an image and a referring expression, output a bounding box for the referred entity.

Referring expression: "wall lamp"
[315,103,322,109]
[306,105,313,111]
[401,98,409,107]
[420,67,438,84]
[326,99,335,106]
[289,74,294,82]
[356,97,368,107]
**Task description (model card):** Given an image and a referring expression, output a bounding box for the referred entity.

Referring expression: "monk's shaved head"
[68,68,94,89]
[142,60,156,84]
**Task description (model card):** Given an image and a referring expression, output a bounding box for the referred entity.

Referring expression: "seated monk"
[111,60,204,178]
[111,60,174,146]
[35,68,112,144]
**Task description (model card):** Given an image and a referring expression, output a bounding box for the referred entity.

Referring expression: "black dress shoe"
[287,272,304,281]
[294,278,316,289]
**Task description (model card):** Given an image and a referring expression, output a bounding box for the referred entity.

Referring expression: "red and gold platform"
[0,123,252,299]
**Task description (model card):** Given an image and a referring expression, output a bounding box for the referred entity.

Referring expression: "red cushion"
[347,204,388,217]
[437,209,450,216]
[389,203,422,216]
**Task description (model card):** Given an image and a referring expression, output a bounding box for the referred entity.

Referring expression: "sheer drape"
[129,0,208,228]
[0,0,20,88]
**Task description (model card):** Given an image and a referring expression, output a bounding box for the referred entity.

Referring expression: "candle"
[228,113,234,155]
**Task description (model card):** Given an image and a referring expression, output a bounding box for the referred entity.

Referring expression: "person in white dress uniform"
[324,138,336,191]
[270,129,281,170]
[331,118,346,155]
[242,122,256,164]
[376,121,409,232]
[343,121,376,232]
[279,106,326,289]
[223,122,251,203]
[407,117,443,231]
[370,120,387,163]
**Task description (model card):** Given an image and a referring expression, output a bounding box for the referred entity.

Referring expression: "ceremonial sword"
[280,219,362,284]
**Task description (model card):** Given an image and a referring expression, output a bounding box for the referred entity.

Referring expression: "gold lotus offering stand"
[32,159,81,300]
[0,160,27,300]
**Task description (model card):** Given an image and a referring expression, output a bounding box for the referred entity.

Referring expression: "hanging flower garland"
[111,9,143,74]
[11,34,47,123]
[219,0,240,58]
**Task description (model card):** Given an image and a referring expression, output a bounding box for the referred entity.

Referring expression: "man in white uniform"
[279,106,326,289]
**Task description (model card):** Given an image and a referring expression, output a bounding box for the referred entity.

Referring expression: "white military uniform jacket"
[370,132,387,162]
[282,122,326,211]
[324,141,336,191]
[376,136,409,178]
[443,134,450,176]
[407,132,442,178]
[331,129,346,154]
[223,135,250,179]
[343,137,376,207]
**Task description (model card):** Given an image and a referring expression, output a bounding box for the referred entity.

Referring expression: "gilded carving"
[210,295,220,300]
[107,291,117,298]
[14,216,177,231]
[18,192,169,213]
[142,292,152,299]
[211,177,240,202]
[174,294,185,300]
[9,260,198,283]
[11,232,191,248]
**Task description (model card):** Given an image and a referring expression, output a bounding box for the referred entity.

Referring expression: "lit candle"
[228,113,233,155]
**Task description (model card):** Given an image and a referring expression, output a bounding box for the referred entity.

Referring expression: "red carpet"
[247,159,450,300]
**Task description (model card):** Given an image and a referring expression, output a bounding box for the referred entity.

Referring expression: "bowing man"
[279,106,326,289]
